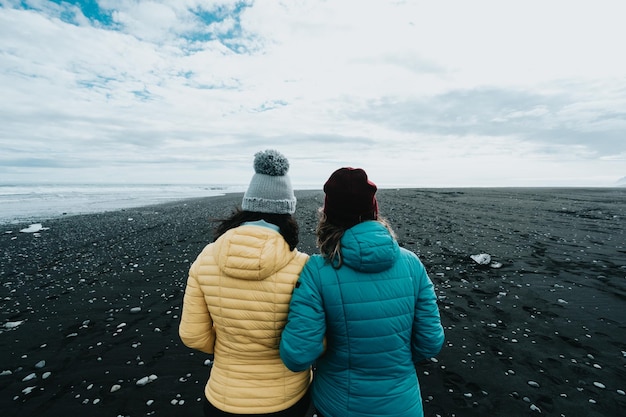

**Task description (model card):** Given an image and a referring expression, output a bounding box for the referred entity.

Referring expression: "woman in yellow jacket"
[179,150,311,417]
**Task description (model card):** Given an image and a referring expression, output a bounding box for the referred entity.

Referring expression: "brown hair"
[316,208,396,269]
[214,208,299,251]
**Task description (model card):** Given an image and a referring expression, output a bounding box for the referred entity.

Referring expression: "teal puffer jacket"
[280,221,444,417]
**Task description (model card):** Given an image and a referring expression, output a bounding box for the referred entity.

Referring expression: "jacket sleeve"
[280,257,326,372]
[411,256,445,363]
[178,259,216,354]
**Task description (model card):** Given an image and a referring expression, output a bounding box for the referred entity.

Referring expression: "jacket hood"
[340,221,399,273]
[213,225,295,280]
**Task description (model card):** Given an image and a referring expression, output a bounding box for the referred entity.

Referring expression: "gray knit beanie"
[242,149,296,214]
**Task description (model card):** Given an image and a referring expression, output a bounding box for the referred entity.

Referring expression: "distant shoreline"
[4,186,625,227]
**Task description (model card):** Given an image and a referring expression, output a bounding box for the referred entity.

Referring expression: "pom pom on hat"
[323,167,378,227]
[254,149,290,176]
[242,149,296,214]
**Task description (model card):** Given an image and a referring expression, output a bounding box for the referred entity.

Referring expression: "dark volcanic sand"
[1,188,625,417]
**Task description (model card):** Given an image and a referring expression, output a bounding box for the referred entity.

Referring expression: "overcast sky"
[1,0,625,188]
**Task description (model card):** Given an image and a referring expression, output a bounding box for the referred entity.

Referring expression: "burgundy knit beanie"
[323,167,378,228]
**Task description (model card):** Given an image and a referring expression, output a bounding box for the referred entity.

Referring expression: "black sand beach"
[1,188,625,417]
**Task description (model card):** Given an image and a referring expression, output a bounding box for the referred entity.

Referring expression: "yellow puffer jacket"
[179,224,310,414]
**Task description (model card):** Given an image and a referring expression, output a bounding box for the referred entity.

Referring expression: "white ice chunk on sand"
[470,253,503,268]
[20,224,49,233]
[4,320,25,329]
[136,374,158,386]
[471,253,491,264]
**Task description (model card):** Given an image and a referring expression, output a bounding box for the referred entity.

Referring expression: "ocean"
[0,183,248,225]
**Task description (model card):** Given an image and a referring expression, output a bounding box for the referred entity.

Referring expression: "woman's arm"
[280,258,326,372]
[179,261,216,354]
[411,257,445,363]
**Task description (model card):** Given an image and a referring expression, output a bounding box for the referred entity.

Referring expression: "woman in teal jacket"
[280,167,444,417]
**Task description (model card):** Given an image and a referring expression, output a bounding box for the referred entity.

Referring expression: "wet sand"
[1,188,625,417]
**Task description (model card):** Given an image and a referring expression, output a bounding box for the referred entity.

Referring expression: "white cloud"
[1,0,625,187]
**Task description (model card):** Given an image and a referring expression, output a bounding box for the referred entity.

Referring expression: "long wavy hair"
[214,208,299,251]
[316,208,396,269]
